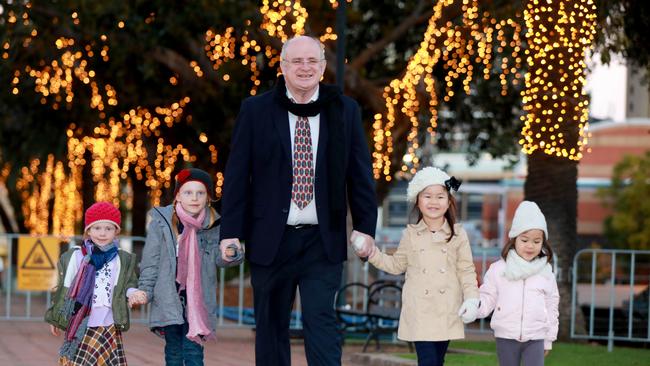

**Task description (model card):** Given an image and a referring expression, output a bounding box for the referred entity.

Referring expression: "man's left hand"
[350,230,377,258]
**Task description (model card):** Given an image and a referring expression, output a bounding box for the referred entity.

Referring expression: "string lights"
[260,0,308,41]
[1,4,222,234]
[16,98,198,235]
[520,0,597,160]
[372,0,523,180]
[2,1,597,233]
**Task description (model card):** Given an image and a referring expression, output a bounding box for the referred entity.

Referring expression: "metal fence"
[0,233,253,329]
[342,240,501,336]
[570,248,650,351]
[0,233,148,321]
[3,232,649,350]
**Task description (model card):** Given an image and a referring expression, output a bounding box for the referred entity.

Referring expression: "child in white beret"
[355,166,479,366]
[476,200,559,366]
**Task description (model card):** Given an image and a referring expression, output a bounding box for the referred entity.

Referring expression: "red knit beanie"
[84,202,121,232]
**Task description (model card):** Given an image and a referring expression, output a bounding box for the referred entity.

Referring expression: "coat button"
[439,268,446,273]
[439,288,446,294]
[417,232,421,236]
[282,208,289,213]
[424,289,429,295]
[422,268,427,274]
[420,249,425,253]
[441,248,447,253]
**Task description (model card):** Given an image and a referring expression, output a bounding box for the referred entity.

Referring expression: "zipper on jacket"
[520,278,526,340]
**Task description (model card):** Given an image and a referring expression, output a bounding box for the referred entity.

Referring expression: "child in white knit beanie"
[476,200,560,366]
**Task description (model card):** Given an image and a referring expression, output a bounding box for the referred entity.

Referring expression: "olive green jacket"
[44,247,138,332]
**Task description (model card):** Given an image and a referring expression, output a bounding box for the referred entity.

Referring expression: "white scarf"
[504,249,551,281]
[93,257,120,307]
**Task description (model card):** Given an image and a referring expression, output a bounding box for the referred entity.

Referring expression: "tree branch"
[349,1,432,70]
[150,46,223,90]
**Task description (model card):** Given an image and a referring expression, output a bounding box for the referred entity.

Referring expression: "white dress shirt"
[286,88,319,225]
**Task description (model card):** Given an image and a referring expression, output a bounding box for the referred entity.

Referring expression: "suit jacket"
[221,87,377,265]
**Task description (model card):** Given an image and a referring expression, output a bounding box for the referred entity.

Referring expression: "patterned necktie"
[291,115,314,209]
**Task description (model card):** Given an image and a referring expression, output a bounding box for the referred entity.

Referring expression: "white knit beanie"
[508,201,548,239]
[406,167,457,203]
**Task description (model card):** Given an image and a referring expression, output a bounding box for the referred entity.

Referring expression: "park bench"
[334,277,406,351]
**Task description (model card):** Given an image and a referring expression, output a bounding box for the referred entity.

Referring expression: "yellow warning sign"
[17,237,60,291]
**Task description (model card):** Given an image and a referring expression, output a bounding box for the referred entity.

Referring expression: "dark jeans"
[250,225,343,366]
[414,340,450,366]
[163,322,204,366]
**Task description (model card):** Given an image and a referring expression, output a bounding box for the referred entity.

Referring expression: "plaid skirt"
[60,325,127,366]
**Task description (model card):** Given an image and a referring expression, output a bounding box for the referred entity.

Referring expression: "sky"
[585,53,628,122]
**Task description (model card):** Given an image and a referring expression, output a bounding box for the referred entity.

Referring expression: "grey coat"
[138,205,240,331]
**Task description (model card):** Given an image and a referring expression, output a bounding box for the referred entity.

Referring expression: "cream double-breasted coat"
[369,220,479,341]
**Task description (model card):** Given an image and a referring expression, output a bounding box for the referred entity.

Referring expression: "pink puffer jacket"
[477,259,559,349]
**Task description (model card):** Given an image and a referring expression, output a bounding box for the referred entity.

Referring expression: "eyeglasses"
[282,58,324,66]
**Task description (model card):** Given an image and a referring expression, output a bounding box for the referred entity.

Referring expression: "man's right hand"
[219,238,241,262]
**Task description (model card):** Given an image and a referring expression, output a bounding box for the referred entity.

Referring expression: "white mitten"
[458,298,480,324]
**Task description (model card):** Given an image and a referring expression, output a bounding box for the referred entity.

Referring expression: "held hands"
[128,290,148,308]
[219,238,242,263]
[457,298,480,324]
[350,230,377,259]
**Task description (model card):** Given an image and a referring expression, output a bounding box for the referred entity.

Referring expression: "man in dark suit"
[219,35,377,365]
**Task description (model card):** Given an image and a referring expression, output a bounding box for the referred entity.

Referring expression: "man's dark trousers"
[250,225,343,366]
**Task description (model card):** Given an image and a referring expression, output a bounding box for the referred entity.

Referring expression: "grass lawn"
[397,340,650,365]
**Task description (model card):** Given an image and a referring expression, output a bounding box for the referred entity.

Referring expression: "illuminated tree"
[1,0,526,233]
[520,0,597,340]
[0,1,253,234]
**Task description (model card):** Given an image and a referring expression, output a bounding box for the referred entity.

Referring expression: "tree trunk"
[524,151,585,339]
[81,150,95,229]
[129,173,148,262]
[130,174,148,238]
[520,0,596,340]
[0,189,18,233]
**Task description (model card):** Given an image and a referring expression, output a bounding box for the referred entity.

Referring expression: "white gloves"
[458,298,480,324]
[350,230,377,258]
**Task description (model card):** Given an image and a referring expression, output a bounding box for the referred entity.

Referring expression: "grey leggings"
[495,338,544,366]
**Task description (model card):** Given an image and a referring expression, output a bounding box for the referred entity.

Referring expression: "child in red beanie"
[45,201,144,366]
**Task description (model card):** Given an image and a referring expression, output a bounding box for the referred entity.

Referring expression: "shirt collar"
[286,86,319,104]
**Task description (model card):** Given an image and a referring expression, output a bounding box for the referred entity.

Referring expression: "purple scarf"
[175,203,214,343]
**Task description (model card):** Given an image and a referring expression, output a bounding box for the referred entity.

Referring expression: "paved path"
[0,320,372,365]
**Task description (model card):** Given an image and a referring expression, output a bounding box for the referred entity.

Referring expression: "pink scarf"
[175,203,214,343]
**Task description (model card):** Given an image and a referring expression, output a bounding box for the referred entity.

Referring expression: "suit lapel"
[273,97,328,171]
[316,109,328,171]
[272,102,292,160]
